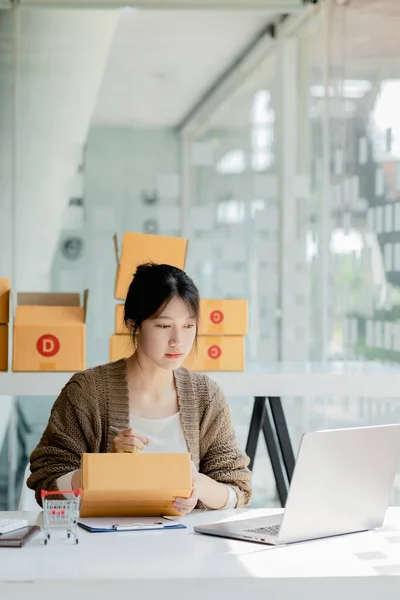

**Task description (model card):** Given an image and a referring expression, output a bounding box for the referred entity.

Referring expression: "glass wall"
[284,1,400,503]
[183,51,280,366]
[325,2,400,364]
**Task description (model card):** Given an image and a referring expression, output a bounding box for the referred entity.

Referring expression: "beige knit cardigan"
[28,359,252,508]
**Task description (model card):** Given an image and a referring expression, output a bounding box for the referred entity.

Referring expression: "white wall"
[0,11,14,279]
[2,7,119,292]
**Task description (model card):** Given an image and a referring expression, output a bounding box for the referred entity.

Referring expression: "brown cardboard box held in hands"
[80,452,192,518]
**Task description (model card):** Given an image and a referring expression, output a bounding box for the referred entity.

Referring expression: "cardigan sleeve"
[199,378,252,508]
[27,374,102,507]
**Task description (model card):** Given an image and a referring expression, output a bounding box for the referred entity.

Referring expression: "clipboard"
[78,516,186,533]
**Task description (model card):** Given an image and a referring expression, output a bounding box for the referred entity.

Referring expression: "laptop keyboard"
[243,524,281,537]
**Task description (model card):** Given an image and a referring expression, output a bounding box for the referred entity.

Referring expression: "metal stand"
[245,396,295,506]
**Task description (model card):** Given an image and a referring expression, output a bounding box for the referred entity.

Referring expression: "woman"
[28,263,252,513]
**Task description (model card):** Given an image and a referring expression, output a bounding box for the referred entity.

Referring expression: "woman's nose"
[169,337,183,348]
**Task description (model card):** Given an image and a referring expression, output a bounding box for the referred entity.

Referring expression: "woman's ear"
[126,318,136,334]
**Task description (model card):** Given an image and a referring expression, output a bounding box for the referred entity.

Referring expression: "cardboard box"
[114,232,187,300]
[13,291,88,372]
[0,278,10,324]
[184,336,245,371]
[80,452,192,517]
[110,334,132,362]
[0,325,7,371]
[115,304,129,335]
[198,299,248,336]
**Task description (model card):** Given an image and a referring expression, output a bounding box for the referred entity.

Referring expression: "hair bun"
[136,262,154,272]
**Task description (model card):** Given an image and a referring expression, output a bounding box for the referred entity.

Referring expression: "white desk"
[1,508,400,599]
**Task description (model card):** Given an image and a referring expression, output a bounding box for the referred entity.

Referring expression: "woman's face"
[135,296,197,371]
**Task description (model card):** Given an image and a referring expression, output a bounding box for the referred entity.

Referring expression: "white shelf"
[1,362,400,397]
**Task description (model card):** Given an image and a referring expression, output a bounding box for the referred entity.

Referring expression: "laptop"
[194,424,400,545]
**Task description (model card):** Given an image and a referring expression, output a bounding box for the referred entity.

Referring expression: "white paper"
[78,516,182,531]
[358,137,368,165]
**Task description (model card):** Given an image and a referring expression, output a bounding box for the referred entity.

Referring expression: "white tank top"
[129,412,188,454]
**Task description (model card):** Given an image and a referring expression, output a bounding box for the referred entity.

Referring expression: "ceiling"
[92,9,275,127]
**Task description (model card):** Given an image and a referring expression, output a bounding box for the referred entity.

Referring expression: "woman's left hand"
[172,461,200,515]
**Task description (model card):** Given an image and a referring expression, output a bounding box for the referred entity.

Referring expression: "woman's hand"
[71,469,81,490]
[112,428,149,453]
[173,461,200,515]
[174,461,231,511]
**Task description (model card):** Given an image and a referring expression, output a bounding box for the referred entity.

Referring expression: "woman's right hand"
[112,428,149,453]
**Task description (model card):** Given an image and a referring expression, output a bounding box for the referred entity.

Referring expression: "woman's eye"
[157,324,170,329]
[185,324,195,329]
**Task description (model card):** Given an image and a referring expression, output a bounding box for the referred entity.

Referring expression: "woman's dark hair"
[124,263,200,339]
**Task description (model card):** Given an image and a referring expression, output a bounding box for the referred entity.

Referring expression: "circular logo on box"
[208,345,222,360]
[36,334,60,357]
[210,310,224,325]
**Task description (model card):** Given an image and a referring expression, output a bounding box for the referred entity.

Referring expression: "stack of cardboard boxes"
[184,299,248,371]
[110,232,188,362]
[108,232,247,372]
[0,278,10,371]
